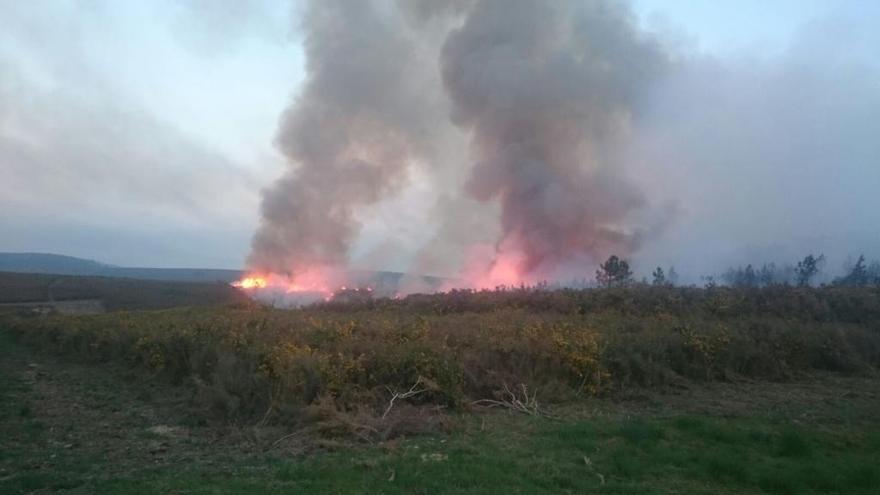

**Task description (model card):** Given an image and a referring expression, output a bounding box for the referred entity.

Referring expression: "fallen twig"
[471,383,551,417]
[382,376,428,419]
[271,430,302,449]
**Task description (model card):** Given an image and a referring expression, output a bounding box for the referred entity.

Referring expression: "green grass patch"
[32,414,872,494]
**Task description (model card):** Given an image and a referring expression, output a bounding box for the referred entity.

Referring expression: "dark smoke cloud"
[250,0,669,281]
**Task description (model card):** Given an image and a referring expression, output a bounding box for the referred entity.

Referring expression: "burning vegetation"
[232,268,402,308]
[232,250,880,308]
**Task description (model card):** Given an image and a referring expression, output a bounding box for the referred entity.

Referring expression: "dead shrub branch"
[472,383,551,418]
[382,376,428,419]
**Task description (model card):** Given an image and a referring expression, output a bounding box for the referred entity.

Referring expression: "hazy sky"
[1,1,878,278]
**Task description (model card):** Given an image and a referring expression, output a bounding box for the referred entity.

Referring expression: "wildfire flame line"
[231,272,376,305]
[231,277,268,290]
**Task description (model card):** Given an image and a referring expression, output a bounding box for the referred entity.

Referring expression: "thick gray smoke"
[249,0,666,282]
[248,0,442,274]
[441,0,667,277]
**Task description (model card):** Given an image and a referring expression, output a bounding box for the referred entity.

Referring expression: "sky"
[1,0,878,279]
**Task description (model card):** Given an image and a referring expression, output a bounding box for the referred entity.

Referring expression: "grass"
[8,414,877,494]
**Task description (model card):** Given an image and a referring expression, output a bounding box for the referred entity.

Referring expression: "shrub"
[3,286,879,429]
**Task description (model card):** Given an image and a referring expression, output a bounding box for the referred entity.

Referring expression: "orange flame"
[231,266,353,304]
[232,276,268,289]
[443,244,530,290]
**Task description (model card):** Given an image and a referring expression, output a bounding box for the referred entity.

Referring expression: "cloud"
[0,0,268,267]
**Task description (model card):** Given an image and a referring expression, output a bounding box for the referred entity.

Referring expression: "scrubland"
[2,285,879,493]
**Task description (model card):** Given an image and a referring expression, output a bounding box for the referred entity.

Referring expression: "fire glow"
[231,277,268,290]
[231,266,382,306]
[438,244,534,291]
[239,275,329,296]
[233,245,547,307]
[232,253,539,306]
[231,268,335,303]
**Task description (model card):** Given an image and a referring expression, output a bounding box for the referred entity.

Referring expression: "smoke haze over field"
[249,0,674,285]
[248,0,880,286]
[630,15,880,281]
[1,1,878,282]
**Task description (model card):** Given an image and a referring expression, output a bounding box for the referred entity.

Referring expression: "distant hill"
[0,253,111,276]
[0,253,242,283]
[0,253,449,291]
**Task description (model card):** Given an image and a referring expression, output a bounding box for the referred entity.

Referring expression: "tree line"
[594,253,880,288]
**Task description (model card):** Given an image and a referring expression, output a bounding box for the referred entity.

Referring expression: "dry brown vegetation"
[3,285,879,442]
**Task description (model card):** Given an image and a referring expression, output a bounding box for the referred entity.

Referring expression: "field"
[0,271,248,313]
[2,283,879,493]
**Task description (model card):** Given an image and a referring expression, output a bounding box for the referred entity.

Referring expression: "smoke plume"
[248,0,441,274]
[249,0,670,284]
[441,0,667,281]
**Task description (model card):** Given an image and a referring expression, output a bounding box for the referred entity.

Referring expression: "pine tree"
[596,255,633,288]
[795,254,825,287]
[652,266,666,286]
